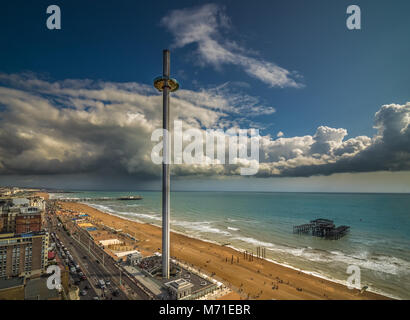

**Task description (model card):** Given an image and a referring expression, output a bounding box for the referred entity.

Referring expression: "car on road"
[80,289,88,296]
[82,255,87,259]
[97,279,106,289]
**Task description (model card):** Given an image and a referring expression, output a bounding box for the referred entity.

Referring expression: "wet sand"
[58,201,389,300]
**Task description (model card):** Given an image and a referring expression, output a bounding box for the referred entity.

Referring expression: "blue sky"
[0,0,409,192]
[1,0,409,137]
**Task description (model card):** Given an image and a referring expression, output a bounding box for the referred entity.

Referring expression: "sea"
[50,191,410,299]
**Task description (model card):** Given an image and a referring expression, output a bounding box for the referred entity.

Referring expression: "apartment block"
[0,231,49,279]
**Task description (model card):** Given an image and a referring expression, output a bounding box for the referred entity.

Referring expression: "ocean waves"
[232,236,410,277]
[87,203,162,222]
[172,220,232,236]
[73,190,410,299]
[89,201,410,278]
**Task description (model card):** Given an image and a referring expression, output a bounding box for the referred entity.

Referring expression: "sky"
[0,0,409,192]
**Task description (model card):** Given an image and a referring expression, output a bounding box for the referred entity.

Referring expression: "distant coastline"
[48,189,410,195]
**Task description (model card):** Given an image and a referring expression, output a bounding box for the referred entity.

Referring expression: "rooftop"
[166,278,194,290]
[0,230,47,240]
[0,277,25,290]
[25,277,61,300]
[138,255,216,295]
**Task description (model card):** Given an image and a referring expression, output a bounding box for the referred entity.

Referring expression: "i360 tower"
[153,50,179,279]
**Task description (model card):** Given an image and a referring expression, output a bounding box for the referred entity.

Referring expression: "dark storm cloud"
[0,73,409,179]
[0,73,270,177]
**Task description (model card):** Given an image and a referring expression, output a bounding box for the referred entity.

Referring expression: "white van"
[98,279,106,289]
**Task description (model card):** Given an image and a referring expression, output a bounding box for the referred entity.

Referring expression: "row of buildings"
[0,188,50,288]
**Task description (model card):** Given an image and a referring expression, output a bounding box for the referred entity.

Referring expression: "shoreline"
[84,202,399,300]
[55,199,391,300]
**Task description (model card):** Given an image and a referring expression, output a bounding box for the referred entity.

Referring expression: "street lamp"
[153,49,179,279]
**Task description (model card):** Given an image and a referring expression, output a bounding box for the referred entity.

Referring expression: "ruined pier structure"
[293,218,350,240]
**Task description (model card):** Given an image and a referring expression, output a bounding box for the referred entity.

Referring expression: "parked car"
[80,290,88,296]
[98,279,105,289]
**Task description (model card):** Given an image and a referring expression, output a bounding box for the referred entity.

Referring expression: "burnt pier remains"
[293,218,350,240]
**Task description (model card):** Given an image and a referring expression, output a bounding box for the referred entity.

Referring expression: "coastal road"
[48,214,130,300]
[53,240,98,300]
[49,211,151,300]
[58,226,128,300]
[68,220,153,300]
[48,221,98,300]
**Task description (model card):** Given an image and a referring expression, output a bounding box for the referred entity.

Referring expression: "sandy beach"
[56,200,389,300]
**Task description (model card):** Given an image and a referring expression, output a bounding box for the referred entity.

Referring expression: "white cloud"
[0,73,271,177]
[0,73,409,178]
[161,4,303,88]
[174,82,275,117]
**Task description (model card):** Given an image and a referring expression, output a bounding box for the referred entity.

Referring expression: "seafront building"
[0,197,45,234]
[123,254,218,300]
[0,191,49,281]
[165,278,194,300]
[15,207,42,234]
[0,231,49,278]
